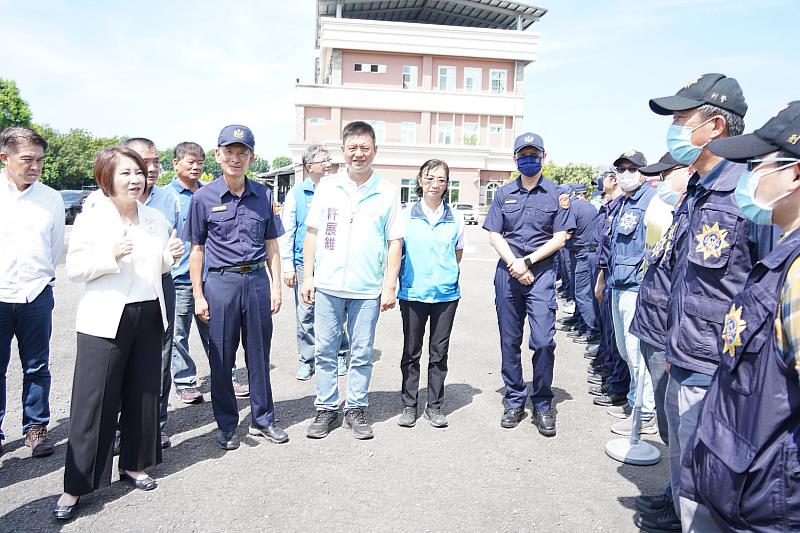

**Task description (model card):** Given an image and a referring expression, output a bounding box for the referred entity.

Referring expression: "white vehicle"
[452,203,479,225]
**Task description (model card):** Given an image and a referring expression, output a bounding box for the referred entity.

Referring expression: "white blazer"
[67,198,174,339]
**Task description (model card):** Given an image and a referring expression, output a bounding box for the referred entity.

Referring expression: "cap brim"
[219,140,255,150]
[514,143,544,153]
[639,162,679,176]
[649,95,703,115]
[708,133,778,162]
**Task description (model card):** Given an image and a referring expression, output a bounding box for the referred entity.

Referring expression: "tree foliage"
[159,148,174,172]
[542,161,601,192]
[0,79,32,129]
[35,125,121,190]
[271,156,292,170]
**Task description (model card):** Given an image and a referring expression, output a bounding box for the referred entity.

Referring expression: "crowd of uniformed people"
[1,71,800,531]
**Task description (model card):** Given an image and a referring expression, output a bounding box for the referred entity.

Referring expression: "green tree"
[204,149,221,178]
[36,125,121,189]
[542,161,601,192]
[156,170,176,187]
[249,155,270,175]
[159,147,175,172]
[0,79,32,129]
[271,156,292,170]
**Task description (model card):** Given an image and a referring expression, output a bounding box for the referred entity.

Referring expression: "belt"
[208,262,265,274]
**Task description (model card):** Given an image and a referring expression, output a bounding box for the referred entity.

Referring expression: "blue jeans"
[0,285,54,438]
[610,289,654,417]
[294,266,349,364]
[640,340,668,445]
[171,283,207,390]
[313,290,379,411]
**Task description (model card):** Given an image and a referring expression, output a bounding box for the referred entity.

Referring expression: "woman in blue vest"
[396,159,464,428]
[684,101,800,531]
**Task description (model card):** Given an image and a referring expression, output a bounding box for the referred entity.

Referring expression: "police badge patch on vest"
[721,303,747,358]
[695,222,730,260]
[619,212,638,231]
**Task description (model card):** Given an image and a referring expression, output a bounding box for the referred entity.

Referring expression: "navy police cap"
[649,73,747,118]
[514,132,545,154]
[709,101,800,161]
[218,124,255,151]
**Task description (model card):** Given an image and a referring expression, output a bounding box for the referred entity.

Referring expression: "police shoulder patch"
[559,196,570,209]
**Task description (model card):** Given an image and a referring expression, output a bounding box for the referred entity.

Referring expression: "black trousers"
[399,299,459,409]
[64,300,163,496]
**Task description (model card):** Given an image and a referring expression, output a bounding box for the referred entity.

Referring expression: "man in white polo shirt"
[0,127,65,457]
[301,121,404,440]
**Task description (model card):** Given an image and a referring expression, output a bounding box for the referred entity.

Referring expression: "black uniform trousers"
[399,299,459,410]
[64,300,163,496]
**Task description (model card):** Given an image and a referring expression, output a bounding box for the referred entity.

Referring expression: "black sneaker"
[636,489,673,513]
[532,408,556,437]
[634,503,681,531]
[593,393,628,406]
[588,384,610,396]
[307,410,338,439]
[500,407,526,428]
[343,408,374,440]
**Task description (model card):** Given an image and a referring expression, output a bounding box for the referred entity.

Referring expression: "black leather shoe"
[52,497,80,520]
[575,332,601,344]
[119,470,157,491]
[217,430,240,450]
[532,408,556,437]
[634,503,681,531]
[636,490,673,512]
[500,407,526,428]
[249,424,289,444]
[593,393,628,406]
[588,384,610,396]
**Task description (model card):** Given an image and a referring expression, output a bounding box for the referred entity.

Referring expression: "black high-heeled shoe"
[119,469,157,491]
[52,496,80,520]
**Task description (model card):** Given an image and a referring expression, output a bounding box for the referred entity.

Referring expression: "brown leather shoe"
[25,424,55,457]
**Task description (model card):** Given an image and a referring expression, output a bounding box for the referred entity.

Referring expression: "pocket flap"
[697,412,756,474]
[684,294,729,324]
[640,286,669,309]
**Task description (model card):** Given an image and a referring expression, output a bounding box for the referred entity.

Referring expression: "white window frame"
[402,65,418,89]
[448,181,460,204]
[354,63,387,73]
[362,120,386,144]
[488,124,503,134]
[462,122,479,145]
[490,69,507,94]
[463,67,482,93]
[437,121,454,145]
[400,122,417,144]
[438,66,456,92]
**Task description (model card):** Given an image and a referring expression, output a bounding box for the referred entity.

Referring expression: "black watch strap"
[524,256,533,269]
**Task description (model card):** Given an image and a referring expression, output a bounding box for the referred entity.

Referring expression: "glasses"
[615,166,639,173]
[746,157,799,172]
[422,175,447,185]
[312,158,332,165]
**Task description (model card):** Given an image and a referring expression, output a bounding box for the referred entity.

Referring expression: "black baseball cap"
[613,149,647,168]
[649,73,747,118]
[218,124,255,151]
[639,152,684,176]
[709,101,800,161]
[514,132,545,154]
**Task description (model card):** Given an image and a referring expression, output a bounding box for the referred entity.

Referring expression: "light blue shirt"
[164,179,199,283]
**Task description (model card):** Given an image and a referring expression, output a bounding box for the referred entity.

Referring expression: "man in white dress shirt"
[0,127,65,457]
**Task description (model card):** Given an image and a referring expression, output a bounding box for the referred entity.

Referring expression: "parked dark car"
[60,190,90,224]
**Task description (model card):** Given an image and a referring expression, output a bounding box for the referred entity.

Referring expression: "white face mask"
[617,170,642,192]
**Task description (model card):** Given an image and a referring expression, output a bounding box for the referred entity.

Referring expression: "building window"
[437,121,454,145]
[490,69,507,94]
[463,122,479,145]
[464,67,482,93]
[361,120,385,143]
[448,181,460,204]
[486,181,500,205]
[401,178,418,204]
[488,124,503,134]
[400,122,416,144]
[309,117,326,126]
[402,65,418,89]
[438,66,456,91]
[354,63,387,73]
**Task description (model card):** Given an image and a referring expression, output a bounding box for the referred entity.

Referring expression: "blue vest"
[398,202,461,303]
[607,185,656,290]
[629,198,690,350]
[292,179,315,266]
[685,229,800,531]
[665,161,762,375]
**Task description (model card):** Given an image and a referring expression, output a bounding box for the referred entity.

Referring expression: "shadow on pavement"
[0,417,71,491]
[613,440,670,511]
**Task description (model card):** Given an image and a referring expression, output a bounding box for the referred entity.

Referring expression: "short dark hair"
[0,127,48,154]
[342,121,376,146]
[697,104,745,138]
[174,142,205,161]
[122,137,157,152]
[94,146,147,197]
[414,159,450,199]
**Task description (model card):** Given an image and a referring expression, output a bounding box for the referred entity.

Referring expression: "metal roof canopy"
[317,0,548,33]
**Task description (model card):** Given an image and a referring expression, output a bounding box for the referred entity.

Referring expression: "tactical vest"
[607,185,656,290]
[292,180,315,266]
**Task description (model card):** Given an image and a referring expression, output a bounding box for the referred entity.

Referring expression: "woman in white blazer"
[54,146,183,520]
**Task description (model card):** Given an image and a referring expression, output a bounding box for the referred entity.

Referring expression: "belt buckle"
[238,264,253,273]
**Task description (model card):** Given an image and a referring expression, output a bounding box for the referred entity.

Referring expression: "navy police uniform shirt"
[184,177,284,269]
[483,176,575,258]
[568,197,599,250]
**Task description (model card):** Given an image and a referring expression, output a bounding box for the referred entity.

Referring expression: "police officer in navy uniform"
[483,132,575,437]
[646,73,775,530]
[683,102,800,532]
[556,185,576,305]
[185,125,288,450]
[564,183,600,345]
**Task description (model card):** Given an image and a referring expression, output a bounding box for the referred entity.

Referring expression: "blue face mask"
[656,180,681,206]
[735,161,799,225]
[666,118,713,165]
[516,155,542,177]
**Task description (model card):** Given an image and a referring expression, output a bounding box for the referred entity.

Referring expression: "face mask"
[616,170,642,192]
[734,161,798,225]
[657,179,681,206]
[516,155,542,177]
[666,118,714,165]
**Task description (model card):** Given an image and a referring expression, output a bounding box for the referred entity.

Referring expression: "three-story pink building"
[290,0,547,206]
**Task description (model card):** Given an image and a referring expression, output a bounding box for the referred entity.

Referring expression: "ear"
[172,158,179,168]
[708,115,728,141]
[0,151,8,165]
[214,148,222,164]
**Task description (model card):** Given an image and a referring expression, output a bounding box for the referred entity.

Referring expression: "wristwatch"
[524,256,534,269]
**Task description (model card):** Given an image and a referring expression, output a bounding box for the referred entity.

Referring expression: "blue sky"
[1,0,797,167]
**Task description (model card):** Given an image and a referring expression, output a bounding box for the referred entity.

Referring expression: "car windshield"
[60,191,83,203]
[454,204,474,210]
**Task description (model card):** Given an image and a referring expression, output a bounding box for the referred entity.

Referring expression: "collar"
[761,226,800,269]
[511,176,546,193]
[627,183,649,201]
[698,159,743,193]
[1,171,36,195]
[301,177,317,192]
[208,176,259,199]
[410,201,454,223]
[336,170,381,195]
[170,178,203,194]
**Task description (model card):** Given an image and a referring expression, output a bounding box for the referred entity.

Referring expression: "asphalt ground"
[0,224,667,532]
